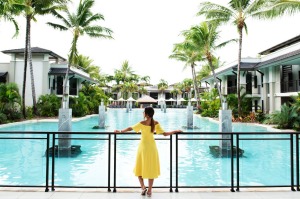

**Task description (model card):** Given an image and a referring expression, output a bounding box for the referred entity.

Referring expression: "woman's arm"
[114,127,133,133]
[163,130,182,136]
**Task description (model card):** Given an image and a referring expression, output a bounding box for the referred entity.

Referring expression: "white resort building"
[0,47,97,106]
[201,34,300,114]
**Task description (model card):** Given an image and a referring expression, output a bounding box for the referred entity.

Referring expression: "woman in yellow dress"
[114,106,182,197]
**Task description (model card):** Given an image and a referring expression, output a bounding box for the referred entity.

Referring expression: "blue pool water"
[0,109,292,187]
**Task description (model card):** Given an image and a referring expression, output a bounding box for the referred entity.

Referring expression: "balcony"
[281,80,300,93]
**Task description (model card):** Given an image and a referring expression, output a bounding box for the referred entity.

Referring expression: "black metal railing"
[0,131,299,192]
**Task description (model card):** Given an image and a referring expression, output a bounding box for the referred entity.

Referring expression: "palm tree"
[73,54,101,80]
[260,0,300,17]
[198,0,273,115]
[157,79,169,98]
[181,78,193,98]
[47,0,113,108]
[22,0,69,117]
[182,22,235,105]
[0,0,24,38]
[169,41,202,104]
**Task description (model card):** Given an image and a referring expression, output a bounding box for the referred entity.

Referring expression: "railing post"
[230,134,235,192]
[113,133,117,192]
[291,134,296,191]
[45,133,49,192]
[169,134,173,192]
[108,133,111,192]
[51,133,55,191]
[296,133,299,191]
[175,133,178,192]
[236,133,240,192]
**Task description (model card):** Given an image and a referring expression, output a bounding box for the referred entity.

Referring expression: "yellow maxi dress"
[131,122,164,179]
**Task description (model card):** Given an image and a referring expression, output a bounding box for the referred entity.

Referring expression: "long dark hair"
[145,107,155,133]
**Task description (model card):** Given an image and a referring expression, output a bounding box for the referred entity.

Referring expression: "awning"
[0,72,8,77]
[48,68,97,84]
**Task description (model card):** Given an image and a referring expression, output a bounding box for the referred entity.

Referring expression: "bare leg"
[147,179,154,195]
[138,176,146,189]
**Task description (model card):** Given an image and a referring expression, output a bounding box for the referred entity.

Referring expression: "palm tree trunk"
[61,34,78,109]
[237,28,243,117]
[28,17,37,115]
[22,15,30,118]
[191,63,199,106]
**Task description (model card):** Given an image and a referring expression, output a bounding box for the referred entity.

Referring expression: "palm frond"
[197,2,234,23]
[46,22,68,31]
[83,13,104,27]
[50,9,71,27]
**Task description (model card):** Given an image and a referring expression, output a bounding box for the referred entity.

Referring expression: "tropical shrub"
[36,94,60,117]
[0,83,22,121]
[226,88,252,117]
[263,103,300,129]
[200,88,220,118]
[80,84,108,114]
[70,93,89,117]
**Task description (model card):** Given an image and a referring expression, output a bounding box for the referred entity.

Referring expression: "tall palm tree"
[47,0,113,108]
[157,79,169,97]
[182,22,236,105]
[198,0,273,115]
[22,0,69,117]
[0,0,24,38]
[169,41,202,104]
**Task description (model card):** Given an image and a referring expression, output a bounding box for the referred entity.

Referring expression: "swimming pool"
[0,109,292,187]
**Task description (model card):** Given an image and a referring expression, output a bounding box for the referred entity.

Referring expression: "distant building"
[0,47,97,106]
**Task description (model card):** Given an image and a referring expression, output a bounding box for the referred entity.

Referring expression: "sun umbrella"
[136,95,157,103]
[165,98,176,101]
[190,98,197,102]
[178,98,186,101]
[127,97,136,101]
[117,97,125,101]
[108,97,114,101]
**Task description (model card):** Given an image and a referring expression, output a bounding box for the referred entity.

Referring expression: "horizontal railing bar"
[239,138,290,140]
[0,137,46,140]
[116,138,170,141]
[0,131,298,135]
[55,138,109,140]
[178,138,230,140]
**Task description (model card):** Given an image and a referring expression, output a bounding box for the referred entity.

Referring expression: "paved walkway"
[0,188,299,199]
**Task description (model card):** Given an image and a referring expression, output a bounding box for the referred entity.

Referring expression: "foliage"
[226,88,252,117]
[70,93,89,117]
[0,0,24,37]
[263,103,300,129]
[199,88,220,118]
[36,94,60,117]
[80,84,107,114]
[25,106,34,119]
[0,83,22,121]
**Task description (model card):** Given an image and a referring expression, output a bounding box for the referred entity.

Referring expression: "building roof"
[2,47,66,61]
[255,48,300,68]
[259,35,300,55]
[201,61,260,82]
[48,68,97,84]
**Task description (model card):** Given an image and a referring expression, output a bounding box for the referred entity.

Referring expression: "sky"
[1,0,300,85]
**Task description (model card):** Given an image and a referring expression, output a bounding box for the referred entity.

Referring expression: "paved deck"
[0,188,299,199]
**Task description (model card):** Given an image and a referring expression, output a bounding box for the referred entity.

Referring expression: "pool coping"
[0,112,295,133]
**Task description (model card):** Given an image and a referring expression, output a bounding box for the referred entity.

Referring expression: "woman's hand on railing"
[114,130,121,133]
[174,130,183,134]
